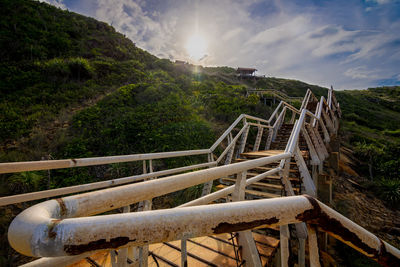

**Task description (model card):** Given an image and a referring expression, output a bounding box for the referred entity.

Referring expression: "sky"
[42,0,400,90]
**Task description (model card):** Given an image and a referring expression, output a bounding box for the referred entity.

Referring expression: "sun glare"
[185,34,207,61]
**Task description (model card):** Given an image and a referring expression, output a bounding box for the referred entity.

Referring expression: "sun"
[185,34,207,61]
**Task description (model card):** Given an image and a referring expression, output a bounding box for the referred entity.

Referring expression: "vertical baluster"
[301,126,320,165]
[310,125,328,158]
[237,119,249,157]
[265,128,274,150]
[181,237,188,267]
[307,224,321,267]
[201,153,215,196]
[289,110,296,124]
[319,119,330,143]
[298,238,306,267]
[280,225,290,267]
[232,171,262,267]
[253,123,263,151]
[225,132,236,165]
[322,108,334,134]
[306,125,325,161]
[294,146,316,197]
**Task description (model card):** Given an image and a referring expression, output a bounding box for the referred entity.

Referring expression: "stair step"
[245,189,282,198]
[240,150,286,158]
[221,178,299,193]
[253,166,298,174]
[252,232,280,248]
[234,158,298,166]
[215,184,281,198]
[221,177,283,190]
[163,238,238,266]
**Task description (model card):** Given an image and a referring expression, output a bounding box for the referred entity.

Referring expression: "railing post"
[201,153,215,196]
[322,108,334,135]
[298,238,306,267]
[265,128,274,150]
[253,123,263,152]
[280,225,290,267]
[294,146,316,197]
[301,126,320,165]
[181,236,188,267]
[289,110,296,124]
[224,132,235,165]
[306,125,325,162]
[132,160,153,267]
[307,224,321,267]
[232,171,262,267]
[319,120,330,143]
[310,125,329,158]
[237,119,250,157]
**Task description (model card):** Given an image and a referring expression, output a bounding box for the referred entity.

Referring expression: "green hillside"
[0,0,399,265]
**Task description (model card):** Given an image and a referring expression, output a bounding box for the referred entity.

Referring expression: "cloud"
[42,0,400,90]
[366,0,393,4]
[40,0,66,9]
[344,67,380,79]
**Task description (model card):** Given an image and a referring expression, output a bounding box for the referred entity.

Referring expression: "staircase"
[3,88,400,267]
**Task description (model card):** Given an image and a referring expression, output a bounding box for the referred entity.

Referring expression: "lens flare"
[185,34,207,61]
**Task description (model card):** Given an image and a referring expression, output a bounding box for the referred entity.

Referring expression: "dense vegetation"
[336,87,400,206]
[0,0,399,265]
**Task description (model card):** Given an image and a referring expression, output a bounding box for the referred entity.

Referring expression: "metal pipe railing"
[0,161,217,206]
[9,195,400,266]
[8,153,290,257]
[0,149,211,174]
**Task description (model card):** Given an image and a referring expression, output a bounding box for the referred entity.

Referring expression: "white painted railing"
[2,87,399,267]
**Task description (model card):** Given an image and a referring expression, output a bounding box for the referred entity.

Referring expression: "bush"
[67,57,93,80]
[376,179,400,207]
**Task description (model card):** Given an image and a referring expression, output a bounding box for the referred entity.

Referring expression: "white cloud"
[344,67,380,79]
[50,0,400,89]
[39,0,66,9]
[366,0,392,4]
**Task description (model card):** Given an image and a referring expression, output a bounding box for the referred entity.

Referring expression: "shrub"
[67,57,93,80]
[376,179,400,207]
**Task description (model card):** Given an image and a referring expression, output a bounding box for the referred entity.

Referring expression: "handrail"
[0,149,210,174]
[8,195,400,265]
[0,161,217,206]
[8,153,290,256]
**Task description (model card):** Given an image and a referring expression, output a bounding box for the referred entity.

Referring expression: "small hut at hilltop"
[237,67,257,79]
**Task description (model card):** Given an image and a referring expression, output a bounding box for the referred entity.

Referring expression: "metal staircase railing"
[1,87,399,267]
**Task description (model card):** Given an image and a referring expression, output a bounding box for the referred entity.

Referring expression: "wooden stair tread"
[252,232,280,248]
[220,177,300,192]
[221,177,284,190]
[234,158,298,165]
[215,184,281,198]
[240,150,286,158]
[149,243,186,266]
[69,251,110,267]
[161,239,238,266]
[244,189,281,198]
[189,236,237,259]
[254,166,298,173]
